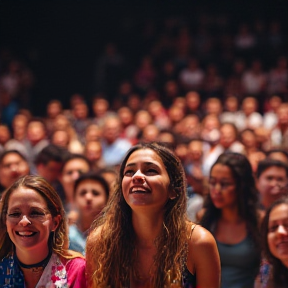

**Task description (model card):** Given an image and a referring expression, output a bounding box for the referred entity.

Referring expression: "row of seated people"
[0,139,287,287]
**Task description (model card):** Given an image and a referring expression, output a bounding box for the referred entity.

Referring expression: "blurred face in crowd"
[51,130,69,148]
[92,99,109,118]
[27,121,46,146]
[61,159,90,186]
[225,96,238,112]
[240,129,257,149]
[74,179,108,220]
[277,104,288,126]
[73,103,88,120]
[84,141,102,163]
[209,164,237,210]
[118,107,134,127]
[220,124,237,149]
[37,161,63,183]
[205,98,222,116]
[257,166,288,209]
[47,101,62,119]
[188,140,203,162]
[142,124,159,143]
[102,117,121,144]
[242,97,257,116]
[186,91,200,111]
[85,125,102,142]
[0,125,11,145]
[135,110,152,130]
[60,158,90,202]
[168,105,185,124]
[12,114,28,140]
[0,152,30,189]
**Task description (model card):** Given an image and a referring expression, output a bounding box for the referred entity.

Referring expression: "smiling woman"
[255,197,288,287]
[0,175,86,288]
[86,142,220,288]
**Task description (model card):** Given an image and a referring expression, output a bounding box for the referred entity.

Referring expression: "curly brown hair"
[0,175,72,259]
[87,142,190,287]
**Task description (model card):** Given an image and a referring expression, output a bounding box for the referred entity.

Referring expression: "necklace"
[15,249,52,274]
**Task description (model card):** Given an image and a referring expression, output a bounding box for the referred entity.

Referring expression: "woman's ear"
[51,215,61,232]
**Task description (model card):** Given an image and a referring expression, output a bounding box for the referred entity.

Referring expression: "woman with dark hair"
[255,196,288,288]
[0,175,86,287]
[86,142,220,287]
[199,152,262,288]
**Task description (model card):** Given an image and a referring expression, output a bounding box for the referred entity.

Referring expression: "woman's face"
[74,179,107,219]
[268,203,288,267]
[209,164,237,209]
[122,149,174,211]
[6,187,60,258]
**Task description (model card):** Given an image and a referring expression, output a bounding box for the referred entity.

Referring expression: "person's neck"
[77,215,95,232]
[15,246,50,266]
[220,207,242,224]
[132,211,164,249]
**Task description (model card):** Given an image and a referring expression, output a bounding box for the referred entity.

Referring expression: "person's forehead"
[262,166,287,176]
[2,153,24,163]
[64,158,89,169]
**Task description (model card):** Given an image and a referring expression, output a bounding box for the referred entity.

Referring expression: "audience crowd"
[0,8,288,288]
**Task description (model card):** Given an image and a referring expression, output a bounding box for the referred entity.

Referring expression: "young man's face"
[257,166,288,209]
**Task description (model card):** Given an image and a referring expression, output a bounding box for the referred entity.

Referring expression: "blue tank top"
[217,235,260,288]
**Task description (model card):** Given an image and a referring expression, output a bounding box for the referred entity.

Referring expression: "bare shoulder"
[188,224,216,248]
[186,224,221,287]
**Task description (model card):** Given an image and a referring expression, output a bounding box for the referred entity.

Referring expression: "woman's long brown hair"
[86,142,189,287]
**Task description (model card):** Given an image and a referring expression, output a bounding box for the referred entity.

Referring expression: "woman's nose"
[19,215,32,226]
[277,224,288,235]
[132,171,146,183]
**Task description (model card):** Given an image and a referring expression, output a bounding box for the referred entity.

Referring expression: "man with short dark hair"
[256,158,288,210]
[35,144,68,185]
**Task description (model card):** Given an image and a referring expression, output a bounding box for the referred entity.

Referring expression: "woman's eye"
[147,169,158,174]
[92,191,100,196]
[124,170,134,176]
[268,225,277,232]
[7,212,21,218]
[30,210,45,217]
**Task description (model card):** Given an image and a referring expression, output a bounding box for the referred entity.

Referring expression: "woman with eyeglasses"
[198,152,262,288]
[0,175,86,288]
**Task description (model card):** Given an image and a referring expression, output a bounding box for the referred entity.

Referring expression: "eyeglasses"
[6,209,50,224]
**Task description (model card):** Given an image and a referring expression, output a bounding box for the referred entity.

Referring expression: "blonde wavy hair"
[0,175,77,259]
[87,142,189,287]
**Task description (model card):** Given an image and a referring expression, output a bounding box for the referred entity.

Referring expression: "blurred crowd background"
[0,0,287,116]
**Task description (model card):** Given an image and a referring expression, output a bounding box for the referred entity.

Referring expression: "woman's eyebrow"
[125,162,157,167]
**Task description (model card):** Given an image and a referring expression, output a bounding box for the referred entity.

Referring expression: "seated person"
[69,172,110,254]
[0,175,86,287]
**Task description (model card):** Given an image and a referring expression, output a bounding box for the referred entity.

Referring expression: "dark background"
[0,0,287,115]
